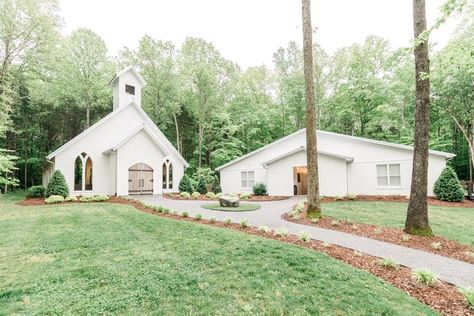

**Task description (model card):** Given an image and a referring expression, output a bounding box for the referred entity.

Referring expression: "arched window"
[74,156,83,190]
[168,163,173,189]
[162,162,167,189]
[74,153,93,191]
[85,157,93,190]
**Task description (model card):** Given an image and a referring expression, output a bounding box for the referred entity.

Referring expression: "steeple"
[109,66,146,111]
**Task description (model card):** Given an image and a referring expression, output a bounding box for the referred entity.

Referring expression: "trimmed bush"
[191,192,201,199]
[45,195,64,204]
[27,185,45,198]
[433,166,465,202]
[179,192,190,198]
[79,195,109,202]
[205,192,216,199]
[252,182,267,196]
[212,181,222,194]
[178,174,194,193]
[240,193,251,200]
[45,170,69,197]
[64,195,77,202]
[196,177,207,194]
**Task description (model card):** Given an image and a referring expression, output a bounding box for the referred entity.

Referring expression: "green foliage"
[240,193,251,200]
[79,195,110,202]
[378,258,399,270]
[205,192,216,199]
[212,181,222,194]
[182,212,189,218]
[459,286,474,309]
[201,203,261,212]
[252,182,267,196]
[44,195,64,204]
[179,192,190,198]
[195,214,202,220]
[0,149,19,190]
[27,185,45,198]
[191,192,201,198]
[178,174,194,194]
[411,268,438,286]
[64,195,77,202]
[196,176,207,194]
[209,217,216,223]
[274,227,289,237]
[239,219,249,228]
[45,170,69,197]
[433,166,465,202]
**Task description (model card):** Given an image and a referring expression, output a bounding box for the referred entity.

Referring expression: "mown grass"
[0,193,436,315]
[323,201,474,246]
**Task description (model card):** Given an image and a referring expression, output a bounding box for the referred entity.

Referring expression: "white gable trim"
[103,124,169,155]
[261,146,353,168]
[47,102,189,167]
[109,66,146,86]
[216,128,455,171]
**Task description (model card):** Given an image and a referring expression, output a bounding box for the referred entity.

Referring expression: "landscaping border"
[322,195,474,208]
[284,203,474,265]
[164,193,289,202]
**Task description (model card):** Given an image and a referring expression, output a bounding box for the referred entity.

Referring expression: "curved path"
[137,195,474,288]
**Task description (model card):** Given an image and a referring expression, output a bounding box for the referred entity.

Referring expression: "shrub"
[310,218,319,224]
[347,194,357,200]
[374,227,382,234]
[465,251,474,259]
[459,287,474,309]
[27,185,45,198]
[299,232,310,242]
[401,235,411,242]
[44,195,64,204]
[216,192,223,198]
[191,192,201,199]
[378,258,399,270]
[433,166,465,202]
[412,268,438,285]
[212,181,222,194]
[45,170,69,197]
[258,226,271,233]
[79,195,109,202]
[240,219,249,228]
[209,217,216,224]
[252,182,267,196]
[330,220,339,226]
[179,192,190,198]
[205,192,216,199]
[182,212,189,218]
[64,195,77,202]
[240,193,251,200]
[274,227,288,237]
[351,224,359,230]
[430,242,442,250]
[334,195,344,201]
[153,205,163,213]
[196,177,207,194]
[162,208,170,214]
[178,174,194,193]
[195,214,203,220]
[224,218,232,225]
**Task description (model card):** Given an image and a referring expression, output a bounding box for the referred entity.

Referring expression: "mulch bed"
[322,195,474,208]
[17,196,474,314]
[283,203,474,265]
[164,193,289,202]
[106,196,472,315]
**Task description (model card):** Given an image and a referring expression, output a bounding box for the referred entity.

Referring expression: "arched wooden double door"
[128,163,153,195]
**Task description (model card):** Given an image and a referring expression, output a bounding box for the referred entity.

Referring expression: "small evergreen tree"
[253,182,267,196]
[178,174,194,193]
[196,176,207,194]
[212,181,222,194]
[433,166,465,202]
[45,170,69,197]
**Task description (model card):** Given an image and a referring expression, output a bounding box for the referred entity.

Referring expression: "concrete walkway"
[137,195,474,288]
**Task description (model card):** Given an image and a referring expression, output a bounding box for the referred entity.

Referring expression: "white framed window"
[241,171,255,188]
[377,164,401,187]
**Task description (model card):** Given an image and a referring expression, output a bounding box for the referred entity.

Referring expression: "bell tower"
[110,67,146,111]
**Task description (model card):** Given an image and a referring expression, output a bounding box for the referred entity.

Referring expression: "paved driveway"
[137,195,474,287]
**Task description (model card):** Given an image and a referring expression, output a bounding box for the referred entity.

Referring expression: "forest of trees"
[0,0,473,190]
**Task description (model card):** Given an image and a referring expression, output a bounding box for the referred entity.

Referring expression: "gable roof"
[216,128,455,171]
[47,102,189,167]
[261,146,353,168]
[102,123,169,155]
[108,66,146,87]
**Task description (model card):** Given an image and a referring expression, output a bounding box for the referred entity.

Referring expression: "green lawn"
[323,201,474,246]
[201,203,261,212]
[0,193,436,315]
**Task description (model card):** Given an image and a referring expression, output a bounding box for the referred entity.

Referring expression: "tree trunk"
[198,123,203,168]
[405,0,432,236]
[86,105,90,128]
[302,0,321,217]
[173,113,180,154]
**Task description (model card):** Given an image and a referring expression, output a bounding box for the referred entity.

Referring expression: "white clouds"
[60,0,457,69]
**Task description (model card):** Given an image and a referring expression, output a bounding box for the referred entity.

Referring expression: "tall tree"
[302,0,321,217]
[405,0,432,236]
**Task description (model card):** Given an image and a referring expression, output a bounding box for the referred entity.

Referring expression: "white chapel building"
[43,67,188,196]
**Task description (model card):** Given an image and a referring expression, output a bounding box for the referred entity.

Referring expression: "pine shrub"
[252,182,267,196]
[433,166,465,202]
[178,174,194,193]
[45,170,69,197]
[196,177,207,194]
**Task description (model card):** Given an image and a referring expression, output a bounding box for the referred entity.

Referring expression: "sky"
[59,0,458,69]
